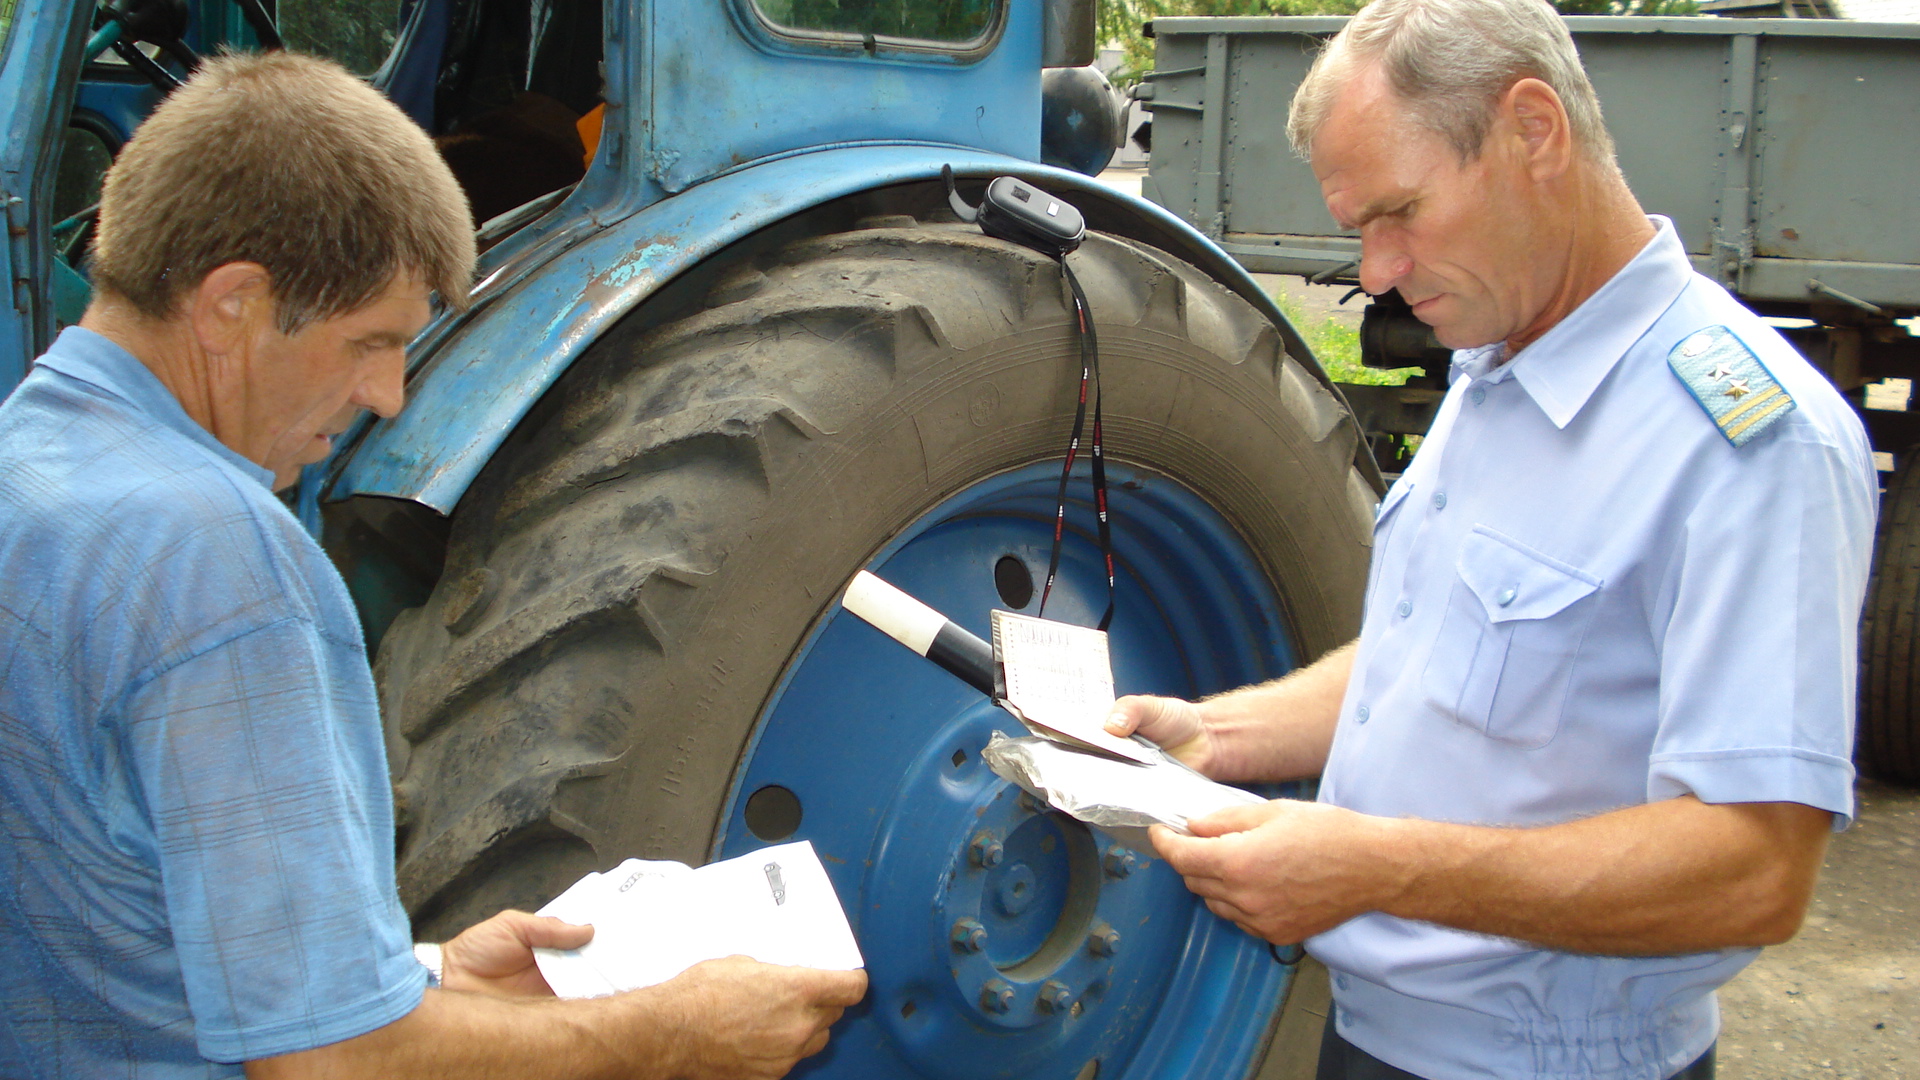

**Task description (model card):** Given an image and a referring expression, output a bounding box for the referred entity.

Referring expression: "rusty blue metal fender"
[327,142,1353,515]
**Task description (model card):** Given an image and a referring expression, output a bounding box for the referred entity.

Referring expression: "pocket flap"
[1456,527,1600,624]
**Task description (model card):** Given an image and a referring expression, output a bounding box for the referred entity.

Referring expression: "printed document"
[533,840,863,999]
[990,609,1155,763]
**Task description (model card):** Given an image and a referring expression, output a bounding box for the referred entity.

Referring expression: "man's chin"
[1425,320,1500,353]
[269,437,335,491]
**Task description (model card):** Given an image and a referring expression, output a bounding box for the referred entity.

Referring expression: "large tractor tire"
[1860,446,1920,786]
[371,206,1374,1078]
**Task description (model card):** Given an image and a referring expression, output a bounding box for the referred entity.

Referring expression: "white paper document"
[533,840,864,999]
[991,609,1155,764]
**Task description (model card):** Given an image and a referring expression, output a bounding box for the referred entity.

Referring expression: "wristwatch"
[413,942,444,988]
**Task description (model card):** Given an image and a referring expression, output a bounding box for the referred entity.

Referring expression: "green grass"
[1270,292,1422,387]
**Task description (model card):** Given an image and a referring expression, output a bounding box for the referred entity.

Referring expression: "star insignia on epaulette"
[1667,326,1796,448]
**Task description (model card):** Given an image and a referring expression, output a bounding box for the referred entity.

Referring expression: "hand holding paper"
[532,841,864,1000]
[991,609,1156,764]
[982,731,1266,853]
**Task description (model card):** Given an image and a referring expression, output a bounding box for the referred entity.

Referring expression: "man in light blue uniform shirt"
[1108,0,1876,1078]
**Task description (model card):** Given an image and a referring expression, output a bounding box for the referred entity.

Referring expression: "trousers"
[1314,1015,1717,1080]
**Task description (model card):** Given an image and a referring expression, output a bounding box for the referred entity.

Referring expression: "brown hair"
[91,50,475,332]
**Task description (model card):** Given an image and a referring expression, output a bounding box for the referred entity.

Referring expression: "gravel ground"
[1718,780,1920,1079]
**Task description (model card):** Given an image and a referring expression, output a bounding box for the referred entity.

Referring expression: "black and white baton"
[840,570,995,697]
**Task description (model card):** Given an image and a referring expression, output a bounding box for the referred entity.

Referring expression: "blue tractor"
[0,1,1376,1075]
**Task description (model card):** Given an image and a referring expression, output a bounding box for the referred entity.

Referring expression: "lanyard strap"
[1036,256,1115,632]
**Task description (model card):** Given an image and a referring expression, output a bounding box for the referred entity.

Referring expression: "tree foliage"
[1098,0,1695,85]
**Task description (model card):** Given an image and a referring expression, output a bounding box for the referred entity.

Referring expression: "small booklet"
[990,609,1157,764]
[532,840,864,999]
[983,611,1266,851]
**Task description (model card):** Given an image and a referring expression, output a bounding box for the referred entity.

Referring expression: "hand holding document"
[835,571,1269,853]
[533,840,864,999]
[987,610,1268,851]
[990,610,1158,764]
[982,732,1267,853]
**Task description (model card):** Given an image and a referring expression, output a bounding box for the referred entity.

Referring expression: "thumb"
[512,912,596,950]
[1105,695,1154,736]
[1186,801,1279,838]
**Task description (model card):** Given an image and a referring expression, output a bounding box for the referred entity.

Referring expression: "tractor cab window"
[0,0,18,55]
[431,0,604,228]
[278,0,405,75]
[746,0,1003,57]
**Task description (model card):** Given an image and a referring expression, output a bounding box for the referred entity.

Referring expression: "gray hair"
[1287,0,1616,166]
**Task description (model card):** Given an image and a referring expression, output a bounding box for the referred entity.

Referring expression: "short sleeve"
[121,617,425,1062]
[1649,425,1876,826]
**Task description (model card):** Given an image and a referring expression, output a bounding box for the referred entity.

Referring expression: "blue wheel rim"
[717,460,1300,1080]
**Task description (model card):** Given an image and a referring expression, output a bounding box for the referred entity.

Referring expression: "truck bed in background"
[1142,15,1920,314]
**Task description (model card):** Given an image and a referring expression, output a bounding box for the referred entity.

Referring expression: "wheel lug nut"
[1088,926,1120,957]
[1103,848,1137,878]
[969,832,1005,868]
[1017,790,1043,813]
[1039,980,1073,1013]
[980,978,1014,1014]
[950,918,988,953]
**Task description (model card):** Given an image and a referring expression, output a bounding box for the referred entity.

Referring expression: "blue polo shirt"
[1309,219,1877,1080]
[0,328,424,1076]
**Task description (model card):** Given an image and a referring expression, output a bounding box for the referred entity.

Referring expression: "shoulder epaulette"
[1667,325,1796,448]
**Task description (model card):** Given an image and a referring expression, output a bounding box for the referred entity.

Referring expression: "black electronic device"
[942,165,1086,259]
[943,164,1111,630]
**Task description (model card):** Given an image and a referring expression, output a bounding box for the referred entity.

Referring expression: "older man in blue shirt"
[0,50,861,1080]
[1108,1,1876,1078]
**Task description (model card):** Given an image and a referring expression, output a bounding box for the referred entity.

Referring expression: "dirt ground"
[1718,780,1920,1079]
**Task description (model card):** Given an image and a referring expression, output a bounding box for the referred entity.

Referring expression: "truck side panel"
[1753,35,1920,267]
[1145,15,1920,312]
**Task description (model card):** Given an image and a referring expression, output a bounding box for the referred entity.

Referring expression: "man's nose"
[354,352,407,419]
[1357,240,1413,297]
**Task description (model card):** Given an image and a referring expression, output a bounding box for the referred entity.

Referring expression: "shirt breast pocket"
[1421,526,1602,748]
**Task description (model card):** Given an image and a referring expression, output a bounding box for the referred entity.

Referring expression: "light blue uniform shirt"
[1308,219,1876,1080]
[0,328,424,1076]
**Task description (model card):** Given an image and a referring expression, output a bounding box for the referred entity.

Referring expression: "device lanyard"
[1036,257,1115,632]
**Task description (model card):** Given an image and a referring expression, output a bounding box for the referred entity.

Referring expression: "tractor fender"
[328,142,1376,515]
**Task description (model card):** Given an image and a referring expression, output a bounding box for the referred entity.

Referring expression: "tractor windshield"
[0,0,17,55]
[751,0,999,47]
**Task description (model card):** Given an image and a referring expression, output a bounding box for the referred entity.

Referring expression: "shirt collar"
[35,326,278,490]
[1455,216,1692,428]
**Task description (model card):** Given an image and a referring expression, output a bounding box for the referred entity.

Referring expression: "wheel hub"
[715,462,1304,1080]
[926,767,1117,1031]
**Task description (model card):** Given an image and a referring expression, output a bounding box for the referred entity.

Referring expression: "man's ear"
[188,262,277,357]
[1504,77,1572,184]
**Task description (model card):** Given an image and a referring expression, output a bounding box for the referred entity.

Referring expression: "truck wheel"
[373,214,1373,1079]
[1860,448,1920,786]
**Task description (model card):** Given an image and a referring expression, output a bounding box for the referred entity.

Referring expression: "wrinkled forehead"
[1312,75,1458,224]
[1310,62,1424,177]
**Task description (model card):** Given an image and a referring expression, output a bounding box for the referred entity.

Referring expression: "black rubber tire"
[1859,446,1920,786]
[372,208,1373,1075]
